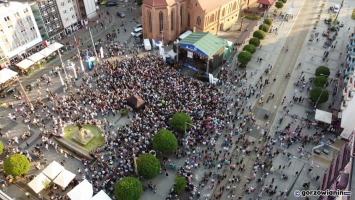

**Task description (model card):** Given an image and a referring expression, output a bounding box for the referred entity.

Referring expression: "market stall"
[28,173,50,194]
[0,68,17,87]
[42,161,64,180]
[27,53,45,63]
[67,179,93,200]
[53,169,76,188]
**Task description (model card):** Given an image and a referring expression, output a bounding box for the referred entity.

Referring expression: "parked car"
[0,87,16,98]
[106,1,118,6]
[133,24,142,30]
[131,27,142,37]
[333,4,340,13]
[117,12,125,18]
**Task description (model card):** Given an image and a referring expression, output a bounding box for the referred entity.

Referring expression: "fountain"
[72,127,94,145]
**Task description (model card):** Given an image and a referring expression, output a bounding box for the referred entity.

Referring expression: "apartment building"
[56,0,78,35]
[0,1,42,62]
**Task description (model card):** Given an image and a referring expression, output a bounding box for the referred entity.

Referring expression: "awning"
[90,190,112,200]
[16,59,35,69]
[0,68,17,84]
[53,169,76,188]
[48,42,64,51]
[27,53,45,63]
[38,47,55,57]
[28,173,50,193]
[315,109,332,124]
[42,161,64,180]
[67,179,93,200]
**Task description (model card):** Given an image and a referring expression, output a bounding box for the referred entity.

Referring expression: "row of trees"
[238,18,272,67]
[310,66,330,104]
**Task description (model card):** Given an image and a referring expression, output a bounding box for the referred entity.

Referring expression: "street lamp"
[15,76,34,111]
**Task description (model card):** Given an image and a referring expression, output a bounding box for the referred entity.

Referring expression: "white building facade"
[55,0,78,35]
[0,1,42,59]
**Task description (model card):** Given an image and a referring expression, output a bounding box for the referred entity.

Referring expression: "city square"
[0,0,354,200]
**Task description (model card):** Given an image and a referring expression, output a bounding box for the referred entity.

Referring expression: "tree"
[263,18,273,26]
[315,66,330,77]
[169,112,192,133]
[253,30,266,40]
[114,177,143,200]
[173,176,187,194]
[135,0,143,5]
[243,44,256,54]
[313,76,328,87]
[136,154,161,179]
[310,88,329,104]
[275,1,284,9]
[153,129,177,154]
[238,51,252,66]
[3,154,30,177]
[0,141,3,155]
[259,24,270,32]
[280,0,287,3]
[249,37,260,47]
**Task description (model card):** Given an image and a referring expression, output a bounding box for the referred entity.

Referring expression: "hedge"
[249,37,261,47]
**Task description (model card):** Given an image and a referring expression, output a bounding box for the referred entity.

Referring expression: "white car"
[131,27,142,37]
[333,4,340,13]
[133,24,142,30]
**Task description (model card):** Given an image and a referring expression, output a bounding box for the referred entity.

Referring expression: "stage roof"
[179,32,225,57]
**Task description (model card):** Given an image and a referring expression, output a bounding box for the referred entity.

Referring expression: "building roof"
[179,32,225,56]
[198,0,234,12]
[257,0,275,6]
[143,0,168,6]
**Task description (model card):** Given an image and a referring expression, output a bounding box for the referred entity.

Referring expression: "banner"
[187,51,193,58]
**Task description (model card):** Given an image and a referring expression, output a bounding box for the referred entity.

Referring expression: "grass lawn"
[63,124,104,151]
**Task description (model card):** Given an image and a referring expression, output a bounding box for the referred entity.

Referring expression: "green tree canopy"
[275,1,284,9]
[249,37,261,47]
[315,66,330,77]
[137,154,161,179]
[135,0,143,5]
[153,129,177,154]
[259,24,270,32]
[169,112,192,133]
[3,154,30,177]
[174,176,187,194]
[114,177,143,200]
[238,51,252,66]
[243,44,256,54]
[0,141,3,155]
[310,87,329,104]
[263,18,273,26]
[313,76,328,87]
[280,0,287,3]
[253,30,266,40]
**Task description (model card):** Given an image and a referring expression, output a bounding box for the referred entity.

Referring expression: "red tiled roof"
[143,0,168,6]
[257,0,275,6]
[198,0,234,12]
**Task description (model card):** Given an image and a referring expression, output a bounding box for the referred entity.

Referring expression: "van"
[333,4,340,13]
[144,39,152,51]
[131,28,142,36]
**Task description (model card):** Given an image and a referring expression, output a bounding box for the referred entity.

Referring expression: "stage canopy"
[315,109,332,124]
[90,190,112,200]
[178,32,225,57]
[28,173,50,193]
[67,179,93,200]
[127,94,145,110]
[53,169,76,188]
[42,161,64,180]
[38,47,55,57]
[0,68,17,84]
[16,59,34,69]
[48,42,64,51]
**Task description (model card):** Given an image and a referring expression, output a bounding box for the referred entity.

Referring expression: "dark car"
[0,87,16,98]
[117,12,125,18]
[106,1,118,6]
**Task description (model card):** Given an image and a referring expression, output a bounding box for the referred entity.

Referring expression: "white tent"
[315,109,332,124]
[42,161,64,180]
[0,68,17,84]
[16,59,34,69]
[28,173,50,193]
[53,169,76,188]
[90,190,112,200]
[38,48,55,57]
[67,179,93,200]
[27,53,45,63]
[48,42,64,51]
